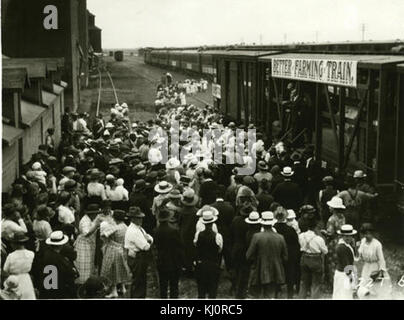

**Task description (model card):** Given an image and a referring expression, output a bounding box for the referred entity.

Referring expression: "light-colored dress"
[100,222,132,285]
[358,238,386,281]
[3,249,36,300]
[74,215,97,284]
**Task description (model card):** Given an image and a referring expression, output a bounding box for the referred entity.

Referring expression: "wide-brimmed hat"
[245,211,261,224]
[134,179,149,192]
[166,158,181,170]
[127,206,145,219]
[10,232,29,244]
[181,189,199,206]
[286,209,296,219]
[290,151,302,162]
[86,204,101,215]
[77,276,112,299]
[281,167,294,177]
[200,210,218,224]
[327,196,346,209]
[64,179,77,191]
[360,223,375,233]
[109,158,123,166]
[353,170,367,179]
[169,189,182,199]
[261,211,277,225]
[157,209,174,222]
[257,161,269,171]
[113,210,127,222]
[337,224,357,236]
[154,181,173,194]
[46,231,69,246]
[196,205,219,217]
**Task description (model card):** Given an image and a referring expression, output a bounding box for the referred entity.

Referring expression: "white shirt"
[299,230,328,255]
[106,185,129,201]
[1,219,28,241]
[58,205,75,224]
[124,223,153,258]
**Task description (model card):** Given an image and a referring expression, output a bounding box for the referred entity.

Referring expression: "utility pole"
[361,23,366,41]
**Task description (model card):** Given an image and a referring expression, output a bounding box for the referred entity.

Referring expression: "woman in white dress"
[358,223,387,281]
[3,233,36,299]
[357,223,392,299]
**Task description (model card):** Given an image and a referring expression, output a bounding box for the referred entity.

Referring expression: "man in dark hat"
[199,168,218,206]
[154,208,184,298]
[124,207,153,298]
[129,180,154,233]
[230,204,255,299]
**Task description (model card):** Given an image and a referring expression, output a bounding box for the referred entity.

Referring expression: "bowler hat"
[10,232,29,243]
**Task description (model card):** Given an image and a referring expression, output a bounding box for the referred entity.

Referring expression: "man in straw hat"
[272,166,303,213]
[124,207,153,298]
[194,208,223,299]
[246,211,288,298]
[332,224,358,300]
[152,181,173,217]
[35,231,78,299]
[154,208,184,298]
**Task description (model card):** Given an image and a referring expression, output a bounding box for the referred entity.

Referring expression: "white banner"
[212,83,221,99]
[271,58,358,87]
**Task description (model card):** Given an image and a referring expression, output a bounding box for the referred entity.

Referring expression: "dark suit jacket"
[246,229,288,285]
[199,180,218,206]
[212,200,235,242]
[336,242,354,273]
[257,192,274,213]
[230,216,250,266]
[154,222,184,271]
[272,180,303,212]
[35,247,78,299]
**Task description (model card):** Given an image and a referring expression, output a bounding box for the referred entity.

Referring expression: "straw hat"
[154,181,173,194]
[353,170,367,179]
[181,189,199,206]
[287,209,296,219]
[200,210,218,224]
[337,224,357,236]
[327,196,346,209]
[46,231,69,246]
[196,205,219,217]
[168,189,182,199]
[257,161,269,171]
[260,211,277,226]
[245,211,261,224]
[281,166,294,177]
[166,158,181,170]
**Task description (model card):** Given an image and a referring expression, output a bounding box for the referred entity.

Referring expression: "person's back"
[37,247,77,299]
[196,228,220,263]
[154,223,183,271]
[273,180,303,212]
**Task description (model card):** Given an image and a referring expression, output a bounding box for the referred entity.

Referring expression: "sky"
[87,0,404,49]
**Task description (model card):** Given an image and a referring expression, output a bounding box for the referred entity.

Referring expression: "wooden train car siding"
[2,136,21,192]
[395,64,404,188]
[258,53,404,191]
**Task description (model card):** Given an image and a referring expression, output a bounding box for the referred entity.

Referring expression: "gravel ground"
[78,55,404,300]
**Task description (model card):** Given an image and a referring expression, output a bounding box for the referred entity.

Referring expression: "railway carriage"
[179,50,201,74]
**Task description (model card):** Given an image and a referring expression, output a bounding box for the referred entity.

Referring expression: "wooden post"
[314,83,322,160]
[338,87,345,171]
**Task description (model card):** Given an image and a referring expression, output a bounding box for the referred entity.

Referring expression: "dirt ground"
[78,55,404,299]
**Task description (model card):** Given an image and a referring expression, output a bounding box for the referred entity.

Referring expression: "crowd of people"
[0,74,393,300]
[155,74,208,112]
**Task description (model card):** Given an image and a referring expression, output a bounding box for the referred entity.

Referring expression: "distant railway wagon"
[200,51,218,76]
[180,50,201,73]
[168,50,183,69]
[114,51,124,62]
[210,50,279,123]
